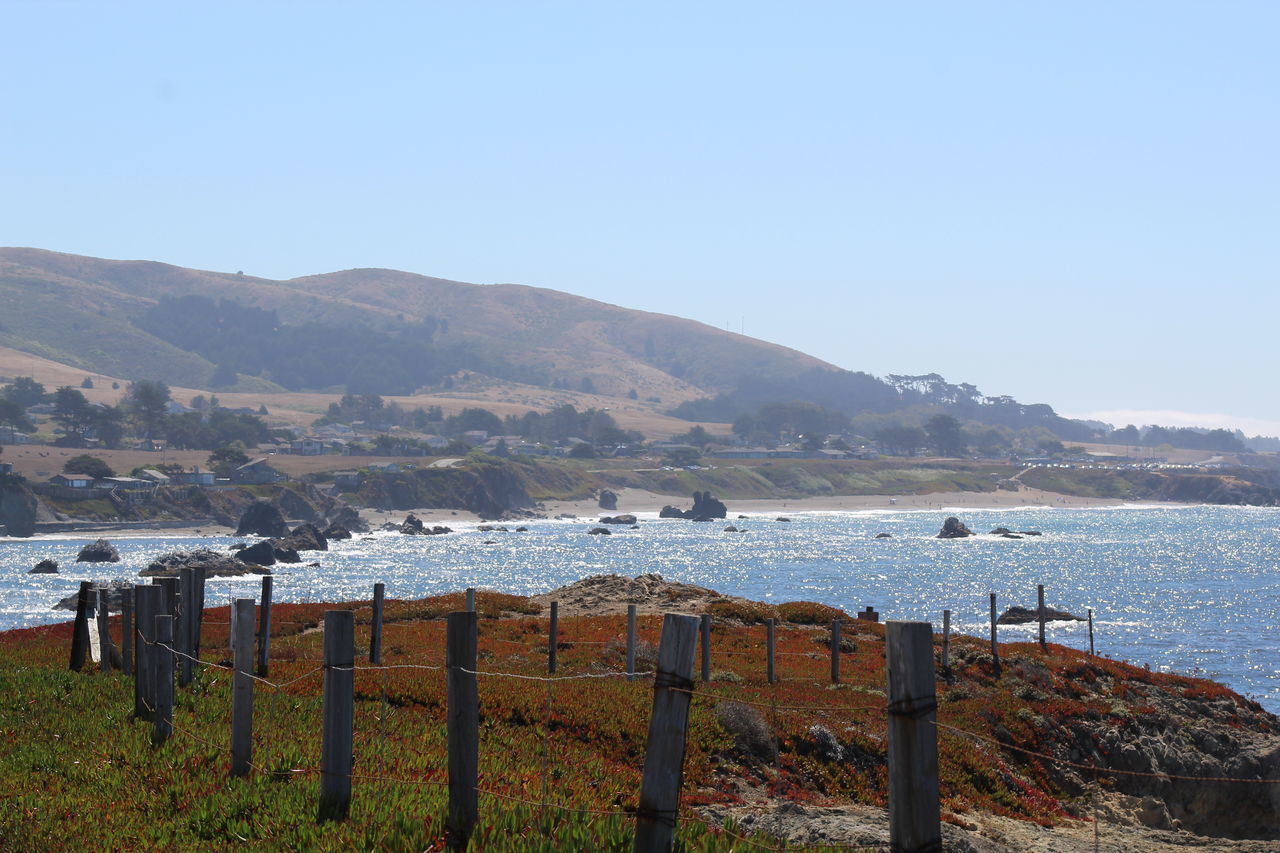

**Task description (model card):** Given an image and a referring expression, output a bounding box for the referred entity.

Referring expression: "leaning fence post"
[178,568,194,686]
[886,621,941,852]
[257,575,273,677]
[120,587,134,677]
[830,618,841,684]
[134,585,158,719]
[699,614,712,682]
[319,610,355,821]
[626,604,637,680]
[989,592,1000,677]
[447,610,479,850]
[70,581,93,671]
[766,618,776,684]
[370,582,385,665]
[941,609,951,673]
[634,613,699,853]
[1037,583,1047,652]
[548,601,558,674]
[231,598,255,777]
[153,614,174,745]
[1088,608,1095,656]
[96,587,113,673]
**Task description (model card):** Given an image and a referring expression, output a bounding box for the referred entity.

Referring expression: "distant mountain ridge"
[0,247,828,403]
[0,247,1098,441]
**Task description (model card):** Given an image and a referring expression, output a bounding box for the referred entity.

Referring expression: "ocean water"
[2,504,1278,712]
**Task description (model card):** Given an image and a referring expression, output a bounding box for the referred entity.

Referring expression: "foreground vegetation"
[1,590,1273,851]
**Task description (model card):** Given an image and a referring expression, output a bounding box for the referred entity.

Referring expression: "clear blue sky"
[3,2,1277,433]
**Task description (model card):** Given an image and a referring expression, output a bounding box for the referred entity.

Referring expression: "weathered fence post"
[886,621,941,852]
[830,618,841,684]
[257,575,273,677]
[319,610,354,821]
[1088,608,1095,656]
[548,601,558,674]
[766,618,776,685]
[231,598,255,777]
[153,614,174,745]
[370,582,385,665]
[465,587,476,612]
[447,610,479,850]
[1037,583,1047,652]
[190,567,206,674]
[989,592,1000,677]
[626,603,637,679]
[699,614,712,682]
[634,613,699,853]
[178,568,194,686]
[134,585,158,719]
[941,609,951,673]
[155,576,178,622]
[70,581,93,670]
[120,587,133,677]
[96,587,113,673]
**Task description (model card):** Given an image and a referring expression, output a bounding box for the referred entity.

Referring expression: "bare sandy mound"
[530,572,756,618]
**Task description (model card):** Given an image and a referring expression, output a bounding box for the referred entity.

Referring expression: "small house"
[232,458,285,485]
[290,437,326,456]
[136,468,172,485]
[170,468,216,487]
[332,470,364,491]
[50,474,93,489]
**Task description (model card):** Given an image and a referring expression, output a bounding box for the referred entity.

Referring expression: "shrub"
[777,601,848,625]
[715,701,777,762]
[706,599,777,624]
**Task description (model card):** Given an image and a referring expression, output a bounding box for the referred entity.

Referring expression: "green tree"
[52,386,92,444]
[568,442,597,459]
[63,454,113,479]
[0,398,36,441]
[207,445,250,476]
[663,446,702,467]
[874,424,926,456]
[124,380,171,439]
[924,414,967,457]
[2,376,46,409]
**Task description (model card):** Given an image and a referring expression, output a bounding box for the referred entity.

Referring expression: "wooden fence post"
[70,581,93,671]
[257,575,273,677]
[1088,608,1095,656]
[190,567,206,675]
[178,568,194,686]
[465,587,476,612]
[96,587,113,673]
[886,621,941,852]
[1037,583,1047,652]
[989,592,1000,677]
[155,576,178,621]
[120,587,133,677]
[370,582,385,665]
[634,613,699,853]
[231,598,255,777]
[153,614,174,745]
[319,610,354,821]
[941,610,951,673]
[134,585,158,720]
[548,601,558,674]
[447,610,479,850]
[830,618,841,684]
[626,604,637,680]
[766,618,776,685]
[699,614,712,683]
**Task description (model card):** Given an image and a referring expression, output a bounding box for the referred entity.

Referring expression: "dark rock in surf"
[30,558,59,573]
[76,539,120,563]
[936,517,974,539]
[236,501,289,538]
[997,605,1084,625]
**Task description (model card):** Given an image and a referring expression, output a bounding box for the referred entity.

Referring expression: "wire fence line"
[69,578,1278,852]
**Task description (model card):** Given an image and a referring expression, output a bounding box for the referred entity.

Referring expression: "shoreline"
[3,488,1193,539]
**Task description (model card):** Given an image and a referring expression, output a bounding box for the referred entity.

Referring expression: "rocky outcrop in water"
[600,514,636,525]
[659,492,729,520]
[936,517,973,538]
[30,559,59,573]
[141,548,262,578]
[997,605,1084,624]
[76,539,120,562]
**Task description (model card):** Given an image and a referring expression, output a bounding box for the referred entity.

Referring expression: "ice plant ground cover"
[0,590,1273,851]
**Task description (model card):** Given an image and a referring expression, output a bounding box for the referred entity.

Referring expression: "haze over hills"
[0,247,1252,451]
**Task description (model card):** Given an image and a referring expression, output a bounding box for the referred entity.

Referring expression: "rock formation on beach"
[659,491,728,520]
[235,501,289,538]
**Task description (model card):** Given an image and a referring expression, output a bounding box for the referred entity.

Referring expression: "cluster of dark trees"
[137,295,545,395]
[0,377,271,451]
[1103,424,1245,453]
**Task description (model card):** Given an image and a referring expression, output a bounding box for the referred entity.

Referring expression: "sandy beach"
[534,486,1161,521]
